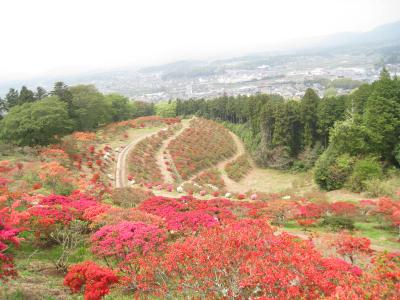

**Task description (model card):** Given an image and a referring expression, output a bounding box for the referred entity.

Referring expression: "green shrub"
[364,178,394,197]
[314,152,354,191]
[320,215,355,231]
[347,157,383,192]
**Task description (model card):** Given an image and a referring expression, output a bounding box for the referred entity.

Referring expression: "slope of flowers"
[2,172,400,300]
[128,124,181,184]
[192,168,225,190]
[167,118,236,180]
[224,154,252,181]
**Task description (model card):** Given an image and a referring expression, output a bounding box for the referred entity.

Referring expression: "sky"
[0,0,399,82]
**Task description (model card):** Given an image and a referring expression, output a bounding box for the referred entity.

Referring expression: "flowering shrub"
[0,208,21,280]
[38,161,75,194]
[329,251,400,299]
[90,207,165,231]
[376,197,400,232]
[91,221,166,264]
[82,204,111,222]
[135,218,360,298]
[332,232,372,264]
[64,261,119,300]
[28,193,99,243]
[168,118,236,179]
[329,201,358,216]
[224,154,252,181]
[138,196,235,232]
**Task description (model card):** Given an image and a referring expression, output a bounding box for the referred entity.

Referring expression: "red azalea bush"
[332,232,372,264]
[64,260,119,300]
[329,201,358,217]
[375,197,400,230]
[134,218,360,298]
[328,251,400,299]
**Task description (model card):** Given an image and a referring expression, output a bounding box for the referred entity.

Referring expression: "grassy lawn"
[283,220,399,252]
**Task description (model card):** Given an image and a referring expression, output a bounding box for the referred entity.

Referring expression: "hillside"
[1,110,399,298]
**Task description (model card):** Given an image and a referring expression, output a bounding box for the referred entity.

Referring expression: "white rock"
[224,192,232,198]
[176,186,183,193]
[282,195,291,200]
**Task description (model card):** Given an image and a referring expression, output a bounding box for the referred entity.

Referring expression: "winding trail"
[216,131,254,192]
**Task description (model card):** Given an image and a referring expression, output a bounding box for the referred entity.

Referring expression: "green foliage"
[0,96,72,146]
[104,93,134,122]
[321,215,355,231]
[222,122,260,153]
[324,86,337,98]
[364,178,395,197]
[347,157,383,192]
[317,96,347,147]
[363,94,400,159]
[131,101,154,118]
[314,152,354,191]
[328,117,373,156]
[301,88,320,148]
[331,78,362,90]
[69,85,111,131]
[155,101,177,117]
[350,84,373,114]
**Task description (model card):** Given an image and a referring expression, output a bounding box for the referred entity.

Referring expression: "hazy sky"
[0,0,399,81]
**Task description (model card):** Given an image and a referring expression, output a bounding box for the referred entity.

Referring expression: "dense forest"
[1,69,399,193]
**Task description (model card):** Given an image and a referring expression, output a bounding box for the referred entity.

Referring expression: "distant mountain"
[302,20,400,50]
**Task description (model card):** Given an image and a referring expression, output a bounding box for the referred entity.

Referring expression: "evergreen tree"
[35,86,47,100]
[300,88,320,148]
[363,94,400,160]
[51,81,73,115]
[4,88,19,110]
[18,86,35,104]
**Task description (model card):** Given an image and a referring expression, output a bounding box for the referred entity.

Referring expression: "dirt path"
[155,120,191,184]
[216,131,254,192]
[115,129,163,188]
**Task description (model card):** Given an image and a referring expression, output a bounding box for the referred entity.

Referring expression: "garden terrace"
[167,118,236,180]
[128,124,182,184]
